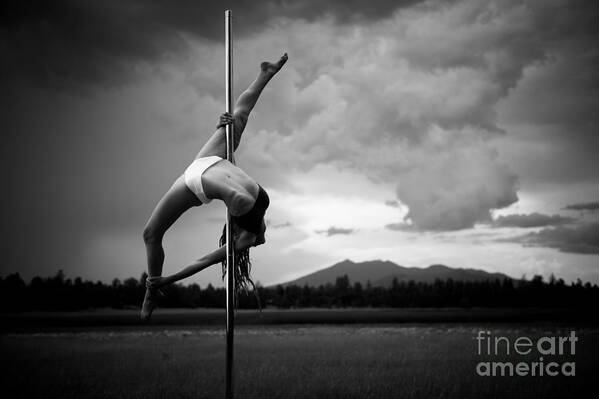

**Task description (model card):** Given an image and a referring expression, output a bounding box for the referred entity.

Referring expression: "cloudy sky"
[1,0,598,287]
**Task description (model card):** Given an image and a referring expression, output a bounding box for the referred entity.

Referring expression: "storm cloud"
[385,223,412,232]
[316,227,356,236]
[0,0,421,89]
[564,202,599,212]
[515,223,599,254]
[242,0,598,230]
[4,0,598,232]
[493,213,575,228]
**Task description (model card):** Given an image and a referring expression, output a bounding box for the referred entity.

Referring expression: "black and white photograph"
[1,0,598,398]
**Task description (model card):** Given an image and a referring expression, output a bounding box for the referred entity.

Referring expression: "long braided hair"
[219,224,261,309]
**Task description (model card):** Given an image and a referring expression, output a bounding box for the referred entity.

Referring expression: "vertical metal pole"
[224,9,235,399]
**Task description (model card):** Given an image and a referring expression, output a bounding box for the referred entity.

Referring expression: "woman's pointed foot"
[140,288,161,321]
[261,53,288,75]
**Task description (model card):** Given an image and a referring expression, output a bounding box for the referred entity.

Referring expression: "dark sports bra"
[232,185,269,235]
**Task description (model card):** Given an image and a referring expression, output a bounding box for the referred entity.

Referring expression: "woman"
[141,53,288,320]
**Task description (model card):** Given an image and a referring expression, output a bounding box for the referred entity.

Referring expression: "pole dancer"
[140,50,288,320]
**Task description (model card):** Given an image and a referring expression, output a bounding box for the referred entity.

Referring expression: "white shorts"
[183,156,223,203]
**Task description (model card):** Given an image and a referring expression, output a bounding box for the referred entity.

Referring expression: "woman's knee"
[232,113,248,149]
[233,110,248,130]
[143,225,163,245]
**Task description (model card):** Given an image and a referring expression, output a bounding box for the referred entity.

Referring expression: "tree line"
[0,271,597,311]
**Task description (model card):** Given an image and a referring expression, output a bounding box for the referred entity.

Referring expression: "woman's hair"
[219,224,261,309]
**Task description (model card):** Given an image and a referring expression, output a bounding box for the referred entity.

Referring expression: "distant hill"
[281,259,512,287]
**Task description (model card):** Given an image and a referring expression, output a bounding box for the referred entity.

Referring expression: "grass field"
[2,310,597,399]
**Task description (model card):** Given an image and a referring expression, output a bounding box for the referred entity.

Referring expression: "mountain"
[282,259,401,287]
[281,259,512,287]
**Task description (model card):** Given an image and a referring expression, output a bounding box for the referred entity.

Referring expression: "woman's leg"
[231,53,288,148]
[143,175,201,277]
[196,53,288,159]
[141,175,200,320]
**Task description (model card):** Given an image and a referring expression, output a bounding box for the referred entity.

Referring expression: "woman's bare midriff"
[201,159,259,215]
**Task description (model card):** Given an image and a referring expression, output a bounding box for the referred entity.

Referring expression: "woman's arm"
[147,245,226,289]
[146,231,257,289]
[171,245,227,283]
